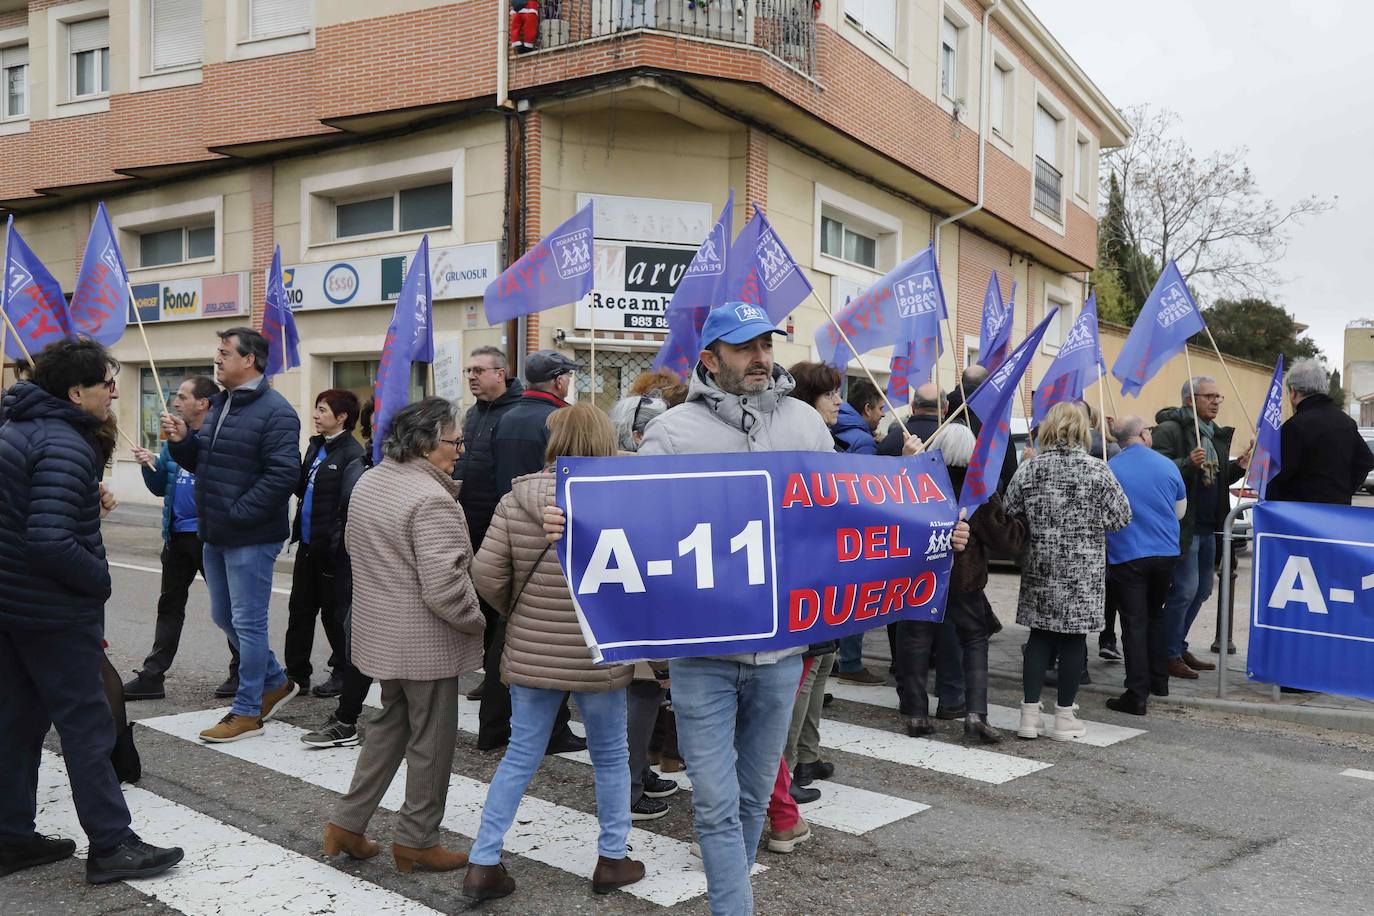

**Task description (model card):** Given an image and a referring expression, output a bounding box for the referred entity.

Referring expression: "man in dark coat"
[0,339,182,883]
[165,327,301,743]
[1266,358,1374,504]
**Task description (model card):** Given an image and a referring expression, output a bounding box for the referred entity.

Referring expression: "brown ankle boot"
[323,823,378,860]
[391,843,468,873]
[463,862,516,901]
[591,855,645,894]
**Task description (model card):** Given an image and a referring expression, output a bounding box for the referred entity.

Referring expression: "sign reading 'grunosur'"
[557,451,959,663]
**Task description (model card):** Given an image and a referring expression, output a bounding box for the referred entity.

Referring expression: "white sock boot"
[1017,701,1044,739]
[1051,704,1087,741]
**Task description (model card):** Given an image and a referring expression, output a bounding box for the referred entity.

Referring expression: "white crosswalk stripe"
[1340,768,1374,781]
[825,682,1148,748]
[137,708,742,907]
[35,751,444,915]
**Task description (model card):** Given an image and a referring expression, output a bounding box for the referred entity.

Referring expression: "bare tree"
[1101,105,1335,304]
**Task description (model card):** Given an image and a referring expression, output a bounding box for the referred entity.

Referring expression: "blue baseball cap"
[700,301,784,349]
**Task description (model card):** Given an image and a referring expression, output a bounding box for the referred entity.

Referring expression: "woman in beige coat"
[322,398,484,874]
[462,403,643,902]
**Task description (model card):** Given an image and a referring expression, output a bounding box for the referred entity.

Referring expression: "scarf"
[1194,413,1219,486]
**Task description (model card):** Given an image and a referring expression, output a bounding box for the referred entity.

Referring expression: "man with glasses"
[1151,377,1250,680]
[453,348,523,701]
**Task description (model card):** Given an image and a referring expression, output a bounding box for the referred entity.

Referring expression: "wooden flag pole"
[589,303,597,407]
[0,307,34,365]
[1183,346,1203,448]
[1,309,8,387]
[117,426,140,451]
[125,281,170,412]
[1201,324,1257,433]
[1103,375,1120,420]
[809,289,910,440]
[1096,377,1110,461]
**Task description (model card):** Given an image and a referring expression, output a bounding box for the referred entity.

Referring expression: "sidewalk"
[102,505,299,576]
[861,553,1374,735]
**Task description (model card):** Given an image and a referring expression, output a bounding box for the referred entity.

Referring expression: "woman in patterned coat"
[1004,402,1131,742]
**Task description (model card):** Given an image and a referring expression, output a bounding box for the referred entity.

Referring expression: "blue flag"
[3,217,72,359]
[652,191,733,377]
[977,272,1013,372]
[1032,293,1106,426]
[959,307,1059,517]
[372,236,434,465]
[1248,355,1285,499]
[484,202,593,324]
[884,247,948,404]
[262,246,300,377]
[1112,260,1206,397]
[69,202,128,346]
[722,208,812,324]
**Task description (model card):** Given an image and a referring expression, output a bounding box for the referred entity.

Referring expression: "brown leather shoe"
[323,823,379,860]
[259,679,300,722]
[392,843,468,873]
[463,861,516,901]
[591,855,645,894]
[198,713,263,743]
[1182,650,1216,671]
[1168,657,1199,679]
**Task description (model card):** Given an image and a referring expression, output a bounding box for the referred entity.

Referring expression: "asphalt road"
[6,521,1374,916]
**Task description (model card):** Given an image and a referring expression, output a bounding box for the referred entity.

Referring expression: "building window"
[843,0,896,50]
[332,359,429,443]
[151,0,202,71]
[69,17,110,99]
[1042,296,1068,353]
[1034,104,1063,219]
[248,0,311,40]
[139,365,212,449]
[574,349,653,413]
[990,63,1007,136]
[139,224,215,268]
[1076,135,1092,200]
[1,46,25,120]
[820,213,878,270]
[333,182,453,241]
[940,17,960,99]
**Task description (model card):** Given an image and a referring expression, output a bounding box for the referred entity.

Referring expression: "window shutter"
[250,0,311,39]
[68,17,110,54]
[2,45,28,68]
[1035,105,1059,167]
[152,0,203,70]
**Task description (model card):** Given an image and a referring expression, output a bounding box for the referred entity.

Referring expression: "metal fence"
[529,0,817,78]
[1033,156,1063,220]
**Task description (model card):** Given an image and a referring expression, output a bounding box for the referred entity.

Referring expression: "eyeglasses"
[1196,393,1225,402]
[438,437,464,448]
[464,366,503,377]
[91,377,117,392]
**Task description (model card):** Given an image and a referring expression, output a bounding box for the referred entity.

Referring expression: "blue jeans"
[669,653,803,916]
[470,685,630,866]
[202,541,286,717]
[837,633,864,673]
[1164,533,1216,659]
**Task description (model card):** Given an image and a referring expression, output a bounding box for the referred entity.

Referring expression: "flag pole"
[1103,375,1120,419]
[1201,324,1257,433]
[589,301,597,407]
[1183,345,1203,448]
[427,361,436,396]
[0,307,34,364]
[117,426,140,450]
[1096,377,1109,462]
[125,281,169,412]
[808,289,910,440]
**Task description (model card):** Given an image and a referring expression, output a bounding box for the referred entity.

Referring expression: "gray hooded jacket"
[639,362,833,665]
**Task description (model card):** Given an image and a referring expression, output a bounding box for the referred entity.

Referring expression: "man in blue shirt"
[123,376,239,701]
[1104,416,1187,716]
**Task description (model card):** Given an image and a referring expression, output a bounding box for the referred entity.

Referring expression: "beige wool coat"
[344,458,485,681]
[473,470,633,693]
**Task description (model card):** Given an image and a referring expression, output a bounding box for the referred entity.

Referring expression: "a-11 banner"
[556,450,960,663]
[1249,501,1374,700]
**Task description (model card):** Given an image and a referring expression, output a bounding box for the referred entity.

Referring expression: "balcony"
[1033,155,1063,220]
[527,0,817,78]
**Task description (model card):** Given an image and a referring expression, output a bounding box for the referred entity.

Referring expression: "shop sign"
[285,242,500,312]
[126,272,250,323]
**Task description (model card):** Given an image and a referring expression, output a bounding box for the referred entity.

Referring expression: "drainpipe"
[496,0,510,108]
[934,0,999,369]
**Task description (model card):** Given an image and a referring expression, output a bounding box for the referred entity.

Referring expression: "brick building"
[1,0,1142,502]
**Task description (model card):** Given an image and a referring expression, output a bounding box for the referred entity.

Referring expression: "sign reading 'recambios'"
[557,451,959,664]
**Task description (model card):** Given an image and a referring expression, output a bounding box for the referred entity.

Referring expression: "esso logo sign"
[323,263,360,305]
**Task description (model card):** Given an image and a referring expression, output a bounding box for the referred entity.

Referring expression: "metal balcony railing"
[1033,155,1063,220]
[524,0,817,78]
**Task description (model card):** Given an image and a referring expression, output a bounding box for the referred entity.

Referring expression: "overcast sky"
[1030,0,1371,367]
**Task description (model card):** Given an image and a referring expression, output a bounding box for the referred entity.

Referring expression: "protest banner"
[1248,500,1374,700]
[557,450,959,663]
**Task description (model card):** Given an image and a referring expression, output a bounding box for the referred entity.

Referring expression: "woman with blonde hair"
[463,403,643,902]
[1005,401,1131,741]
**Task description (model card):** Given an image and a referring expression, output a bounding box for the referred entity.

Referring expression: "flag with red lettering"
[959,307,1059,517]
[976,272,1013,373]
[1248,355,1285,499]
[261,246,300,377]
[3,216,72,359]
[484,202,593,324]
[722,208,812,324]
[69,202,128,346]
[1032,293,1106,426]
[372,236,434,465]
[1111,260,1205,397]
[652,191,733,377]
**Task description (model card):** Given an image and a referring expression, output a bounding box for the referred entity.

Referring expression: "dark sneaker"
[301,715,361,748]
[214,675,239,699]
[86,839,184,885]
[642,772,679,798]
[312,672,344,699]
[792,760,834,785]
[121,672,165,701]
[0,833,76,877]
[630,795,669,821]
[1099,643,1123,661]
[545,729,587,755]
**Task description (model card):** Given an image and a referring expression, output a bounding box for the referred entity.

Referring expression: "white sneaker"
[1017,701,1044,739]
[1050,704,1087,741]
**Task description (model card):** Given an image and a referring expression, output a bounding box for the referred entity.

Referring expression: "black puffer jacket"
[455,380,524,548]
[291,432,366,556]
[169,377,300,547]
[491,389,567,498]
[0,382,112,630]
